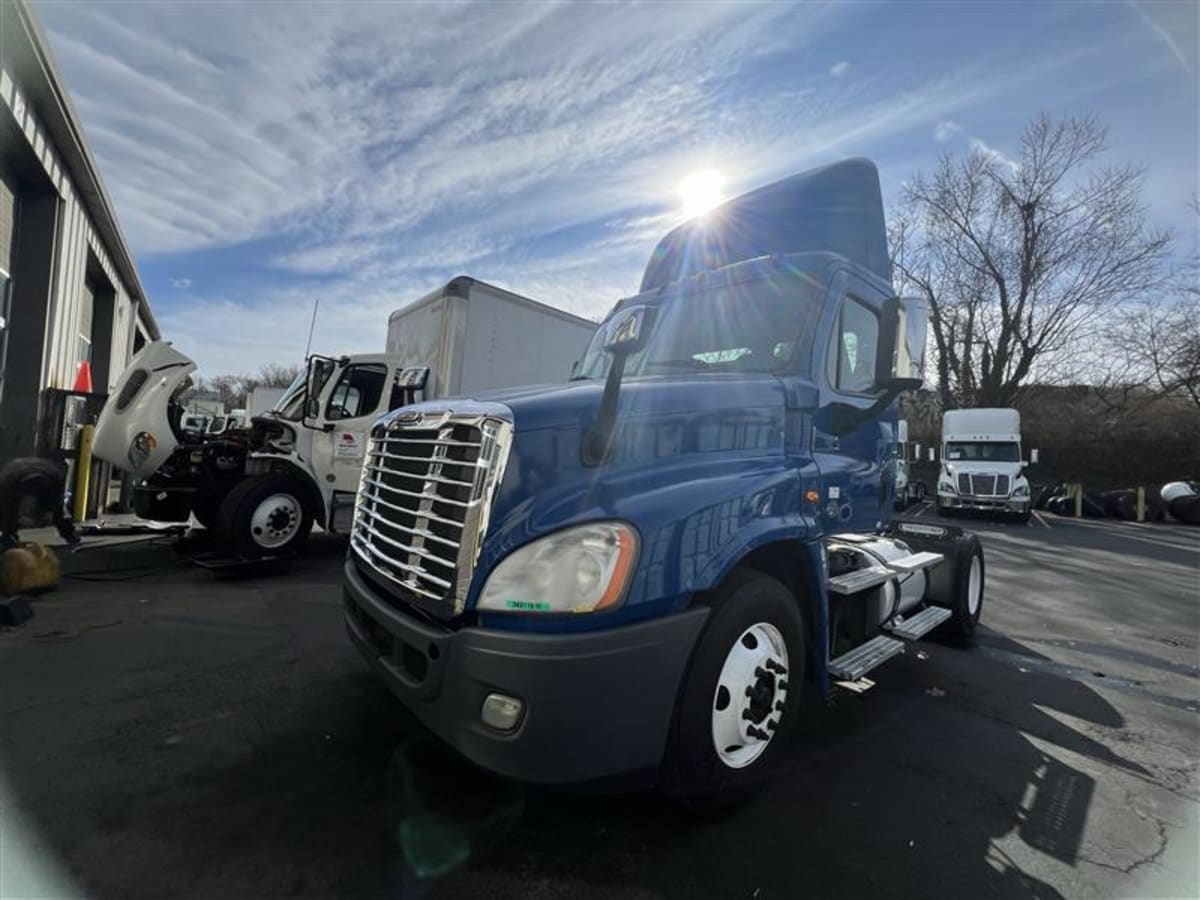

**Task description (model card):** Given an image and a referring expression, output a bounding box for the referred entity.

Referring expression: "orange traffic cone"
[72,360,93,393]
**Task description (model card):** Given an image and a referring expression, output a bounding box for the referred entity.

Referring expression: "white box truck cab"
[93,277,595,557]
[936,408,1037,522]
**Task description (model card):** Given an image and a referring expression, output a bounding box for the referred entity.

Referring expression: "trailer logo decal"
[335,431,366,459]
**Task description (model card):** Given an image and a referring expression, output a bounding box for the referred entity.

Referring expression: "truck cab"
[342,159,987,807]
[935,407,1036,522]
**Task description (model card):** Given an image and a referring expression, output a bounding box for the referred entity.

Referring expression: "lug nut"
[754,666,767,679]
[775,701,785,712]
[746,726,769,740]
[742,709,754,721]
[778,680,789,691]
[767,720,777,731]
[745,686,755,697]
[765,660,787,675]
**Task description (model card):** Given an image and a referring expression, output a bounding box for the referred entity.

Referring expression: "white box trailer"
[387,277,597,398]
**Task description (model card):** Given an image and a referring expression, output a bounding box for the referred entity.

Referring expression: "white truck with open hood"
[935,407,1037,522]
[93,277,595,556]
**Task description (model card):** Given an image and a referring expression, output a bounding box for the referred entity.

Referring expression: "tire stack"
[1099,489,1165,522]
[1161,482,1200,526]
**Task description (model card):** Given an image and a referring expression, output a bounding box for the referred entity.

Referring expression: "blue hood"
[459,373,783,434]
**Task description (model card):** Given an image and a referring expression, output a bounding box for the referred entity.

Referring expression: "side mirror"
[604,305,651,356]
[1030,448,1040,465]
[399,366,430,391]
[927,447,936,462]
[875,296,928,391]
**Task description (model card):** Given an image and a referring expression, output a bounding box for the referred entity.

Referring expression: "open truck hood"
[93,341,196,478]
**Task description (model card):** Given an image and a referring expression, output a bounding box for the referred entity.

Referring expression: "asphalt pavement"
[1,512,1197,899]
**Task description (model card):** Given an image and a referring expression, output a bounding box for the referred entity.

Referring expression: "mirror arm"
[830,385,903,436]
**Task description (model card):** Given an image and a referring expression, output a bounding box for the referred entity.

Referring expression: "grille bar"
[361,476,472,509]
[359,486,466,531]
[374,436,482,449]
[350,536,448,600]
[357,501,460,548]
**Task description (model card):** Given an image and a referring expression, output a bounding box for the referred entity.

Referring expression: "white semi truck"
[93,277,596,555]
[936,407,1037,522]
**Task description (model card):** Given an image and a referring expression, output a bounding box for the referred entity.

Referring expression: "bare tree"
[892,113,1171,408]
[191,363,302,410]
[1100,197,1200,412]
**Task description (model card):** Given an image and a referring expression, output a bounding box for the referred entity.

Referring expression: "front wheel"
[217,474,314,557]
[663,570,806,814]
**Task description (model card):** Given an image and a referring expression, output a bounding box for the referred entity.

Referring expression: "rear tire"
[217,474,314,557]
[663,570,806,815]
[938,534,984,639]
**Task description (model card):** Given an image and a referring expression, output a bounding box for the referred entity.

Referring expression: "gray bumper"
[343,560,708,784]
[938,494,1028,513]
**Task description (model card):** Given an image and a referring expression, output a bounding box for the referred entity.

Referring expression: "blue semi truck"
[342,159,986,807]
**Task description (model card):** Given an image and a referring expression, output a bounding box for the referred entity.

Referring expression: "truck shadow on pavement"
[369,629,1148,900]
[2,624,1153,900]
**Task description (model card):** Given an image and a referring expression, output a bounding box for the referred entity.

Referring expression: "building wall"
[0,68,141,396]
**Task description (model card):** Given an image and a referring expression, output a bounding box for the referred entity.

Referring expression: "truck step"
[828,565,894,596]
[828,635,905,680]
[886,551,944,573]
[885,605,952,640]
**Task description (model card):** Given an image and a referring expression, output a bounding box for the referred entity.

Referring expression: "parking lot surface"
[2,515,1197,899]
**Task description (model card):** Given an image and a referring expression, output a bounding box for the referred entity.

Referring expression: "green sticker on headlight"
[504,599,552,611]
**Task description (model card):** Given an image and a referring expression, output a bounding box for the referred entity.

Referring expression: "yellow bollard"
[1073,482,1082,518]
[1136,486,1145,523]
[73,424,95,523]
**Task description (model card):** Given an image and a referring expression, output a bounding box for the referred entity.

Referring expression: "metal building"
[0,0,159,476]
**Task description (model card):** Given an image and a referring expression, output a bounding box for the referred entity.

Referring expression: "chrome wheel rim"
[711,622,790,769]
[249,493,301,549]
[967,555,982,616]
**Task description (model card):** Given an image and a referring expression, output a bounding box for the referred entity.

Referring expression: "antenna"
[304,298,319,360]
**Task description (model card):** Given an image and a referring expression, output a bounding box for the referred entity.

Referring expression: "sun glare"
[677,169,725,219]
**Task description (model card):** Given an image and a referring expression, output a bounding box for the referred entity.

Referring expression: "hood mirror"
[604,306,651,356]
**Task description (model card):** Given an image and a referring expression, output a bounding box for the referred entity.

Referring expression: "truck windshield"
[945,441,1021,462]
[575,266,821,380]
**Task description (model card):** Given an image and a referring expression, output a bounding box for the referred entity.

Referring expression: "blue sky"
[34,0,1199,377]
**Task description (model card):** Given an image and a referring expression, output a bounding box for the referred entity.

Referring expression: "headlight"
[938,479,956,494]
[477,521,638,614]
[1012,484,1029,498]
[127,431,157,468]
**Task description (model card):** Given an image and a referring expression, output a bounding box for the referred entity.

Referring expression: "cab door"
[310,356,404,494]
[811,268,895,534]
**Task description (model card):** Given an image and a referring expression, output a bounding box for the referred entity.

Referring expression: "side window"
[827,296,879,394]
[326,364,387,420]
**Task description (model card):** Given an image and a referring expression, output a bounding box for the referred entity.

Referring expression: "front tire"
[663,570,806,814]
[217,474,314,557]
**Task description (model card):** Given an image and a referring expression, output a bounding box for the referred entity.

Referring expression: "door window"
[326,364,386,420]
[827,296,879,394]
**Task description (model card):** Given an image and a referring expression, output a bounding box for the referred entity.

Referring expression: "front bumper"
[938,493,1029,513]
[343,559,708,784]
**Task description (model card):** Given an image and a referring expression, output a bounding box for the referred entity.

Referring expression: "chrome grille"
[957,473,971,494]
[995,474,1010,495]
[351,411,512,615]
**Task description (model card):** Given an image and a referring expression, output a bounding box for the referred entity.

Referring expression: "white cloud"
[169,277,192,289]
[32,0,1173,374]
[934,120,961,142]
[969,137,1020,172]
